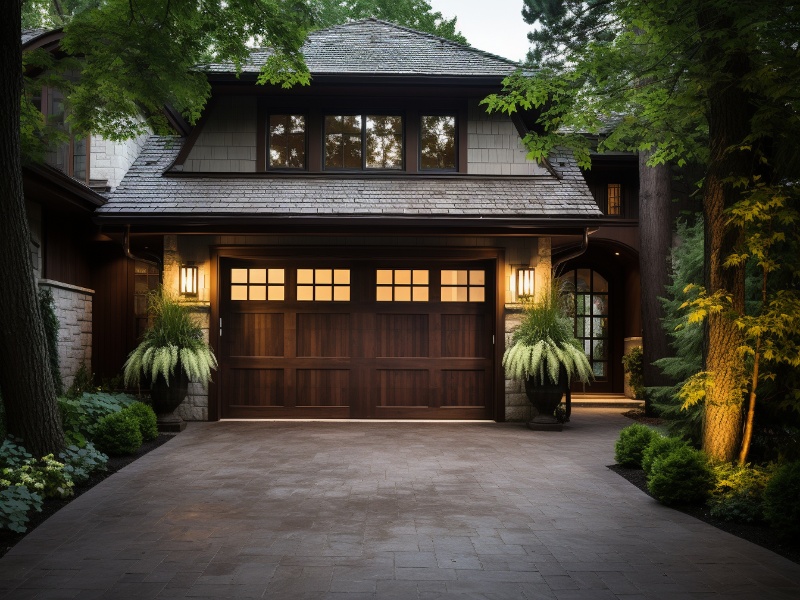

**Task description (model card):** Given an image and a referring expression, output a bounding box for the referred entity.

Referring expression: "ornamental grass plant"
[123,287,217,389]
[502,281,593,385]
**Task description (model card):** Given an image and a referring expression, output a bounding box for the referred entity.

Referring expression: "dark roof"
[21,28,50,45]
[98,136,601,225]
[201,19,518,78]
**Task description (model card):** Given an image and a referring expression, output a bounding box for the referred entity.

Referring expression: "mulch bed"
[610,414,800,566]
[0,434,176,559]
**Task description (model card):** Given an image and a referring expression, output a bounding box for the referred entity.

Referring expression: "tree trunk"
[0,4,66,457]
[638,152,673,415]
[698,10,751,463]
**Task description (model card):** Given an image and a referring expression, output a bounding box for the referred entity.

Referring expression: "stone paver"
[1,409,799,599]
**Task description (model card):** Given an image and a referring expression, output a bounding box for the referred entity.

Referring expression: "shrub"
[642,436,689,476]
[58,443,108,485]
[124,402,159,441]
[709,462,773,524]
[622,346,645,399]
[614,424,659,468]
[1,455,74,500]
[0,485,43,533]
[93,411,143,456]
[65,362,96,399]
[647,446,714,506]
[59,392,138,446]
[763,461,800,538]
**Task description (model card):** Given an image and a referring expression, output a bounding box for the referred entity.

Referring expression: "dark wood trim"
[170,97,216,168]
[406,109,419,173]
[209,247,221,420]
[458,104,468,173]
[494,251,506,421]
[256,99,266,172]
[308,108,322,172]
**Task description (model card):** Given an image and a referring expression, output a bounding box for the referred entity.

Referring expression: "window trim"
[38,86,91,185]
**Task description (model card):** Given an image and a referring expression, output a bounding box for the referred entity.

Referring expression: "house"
[25,19,641,421]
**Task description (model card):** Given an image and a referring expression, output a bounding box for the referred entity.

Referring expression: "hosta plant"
[123,287,217,389]
[503,282,593,385]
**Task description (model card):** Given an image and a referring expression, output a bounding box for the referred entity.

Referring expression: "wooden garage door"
[218,257,495,419]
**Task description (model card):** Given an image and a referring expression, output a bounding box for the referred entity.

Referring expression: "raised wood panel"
[227,313,284,357]
[227,369,284,407]
[441,314,484,358]
[296,369,350,407]
[441,370,485,407]
[377,370,429,407]
[296,313,351,357]
[377,314,429,357]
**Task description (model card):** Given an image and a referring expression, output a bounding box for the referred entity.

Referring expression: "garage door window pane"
[230,268,284,301]
[297,268,351,302]
[441,269,485,302]
[376,269,429,302]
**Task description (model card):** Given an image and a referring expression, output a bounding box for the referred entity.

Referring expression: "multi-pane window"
[607,183,622,215]
[561,269,609,378]
[298,269,351,301]
[37,87,90,184]
[268,115,306,169]
[420,115,456,170]
[376,269,429,302]
[231,268,285,301]
[441,270,485,302]
[325,115,403,170]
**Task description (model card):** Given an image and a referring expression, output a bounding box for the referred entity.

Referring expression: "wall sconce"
[180,264,198,297]
[512,267,535,301]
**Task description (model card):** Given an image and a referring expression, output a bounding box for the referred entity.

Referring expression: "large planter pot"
[149,367,189,432]
[524,369,568,431]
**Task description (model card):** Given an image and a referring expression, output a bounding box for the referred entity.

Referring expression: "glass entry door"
[561,269,610,389]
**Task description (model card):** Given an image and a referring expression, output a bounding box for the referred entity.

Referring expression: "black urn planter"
[149,368,189,432]
[524,369,568,431]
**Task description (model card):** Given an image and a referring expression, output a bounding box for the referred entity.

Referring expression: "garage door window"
[231,268,285,301]
[441,270,485,302]
[298,269,351,301]
[376,269,429,302]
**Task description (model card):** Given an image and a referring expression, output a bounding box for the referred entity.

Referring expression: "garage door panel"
[377,370,429,407]
[377,314,429,357]
[441,314,485,358]
[226,368,284,407]
[227,313,284,357]
[296,369,350,407]
[441,370,486,407]
[296,313,351,357]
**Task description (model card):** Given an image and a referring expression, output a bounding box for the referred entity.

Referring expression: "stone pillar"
[38,280,94,390]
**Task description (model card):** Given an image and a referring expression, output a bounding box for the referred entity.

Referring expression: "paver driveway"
[1,408,799,599]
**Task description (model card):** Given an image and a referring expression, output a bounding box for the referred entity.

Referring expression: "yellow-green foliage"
[503,284,593,385]
[124,288,217,388]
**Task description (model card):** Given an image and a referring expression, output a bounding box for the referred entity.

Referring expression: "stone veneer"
[38,279,93,390]
[90,129,150,189]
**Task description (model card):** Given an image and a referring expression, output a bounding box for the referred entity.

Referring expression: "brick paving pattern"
[1,409,799,598]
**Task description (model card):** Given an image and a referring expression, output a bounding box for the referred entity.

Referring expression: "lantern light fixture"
[180,264,198,296]
[513,267,535,301]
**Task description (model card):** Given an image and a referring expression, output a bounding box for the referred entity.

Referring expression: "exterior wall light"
[180,264,198,297]
[512,267,535,301]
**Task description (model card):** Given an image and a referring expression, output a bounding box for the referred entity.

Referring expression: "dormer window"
[34,87,90,184]
[420,115,456,170]
[324,114,403,170]
[268,114,306,169]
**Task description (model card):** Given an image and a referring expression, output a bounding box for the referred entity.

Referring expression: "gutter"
[551,227,590,274]
[123,225,161,270]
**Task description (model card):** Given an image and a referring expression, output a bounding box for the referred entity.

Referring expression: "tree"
[312,0,467,44]
[483,0,800,461]
[5,0,315,456]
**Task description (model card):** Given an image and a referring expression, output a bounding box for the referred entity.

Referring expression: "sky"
[428,0,532,62]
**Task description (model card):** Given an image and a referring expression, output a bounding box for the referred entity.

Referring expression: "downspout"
[124,225,161,271]
[551,227,590,275]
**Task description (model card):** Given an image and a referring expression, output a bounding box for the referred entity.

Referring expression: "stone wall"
[90,129,149,189]
[183,97,257,172]
[467,99,551,176]
[38,279,93,390]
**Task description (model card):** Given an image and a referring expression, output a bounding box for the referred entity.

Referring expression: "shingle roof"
[98,136,601,224]
[21,28,51,46]
[200,19,519,77]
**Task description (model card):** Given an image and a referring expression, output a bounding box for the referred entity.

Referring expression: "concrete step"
[570,394,644,409]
